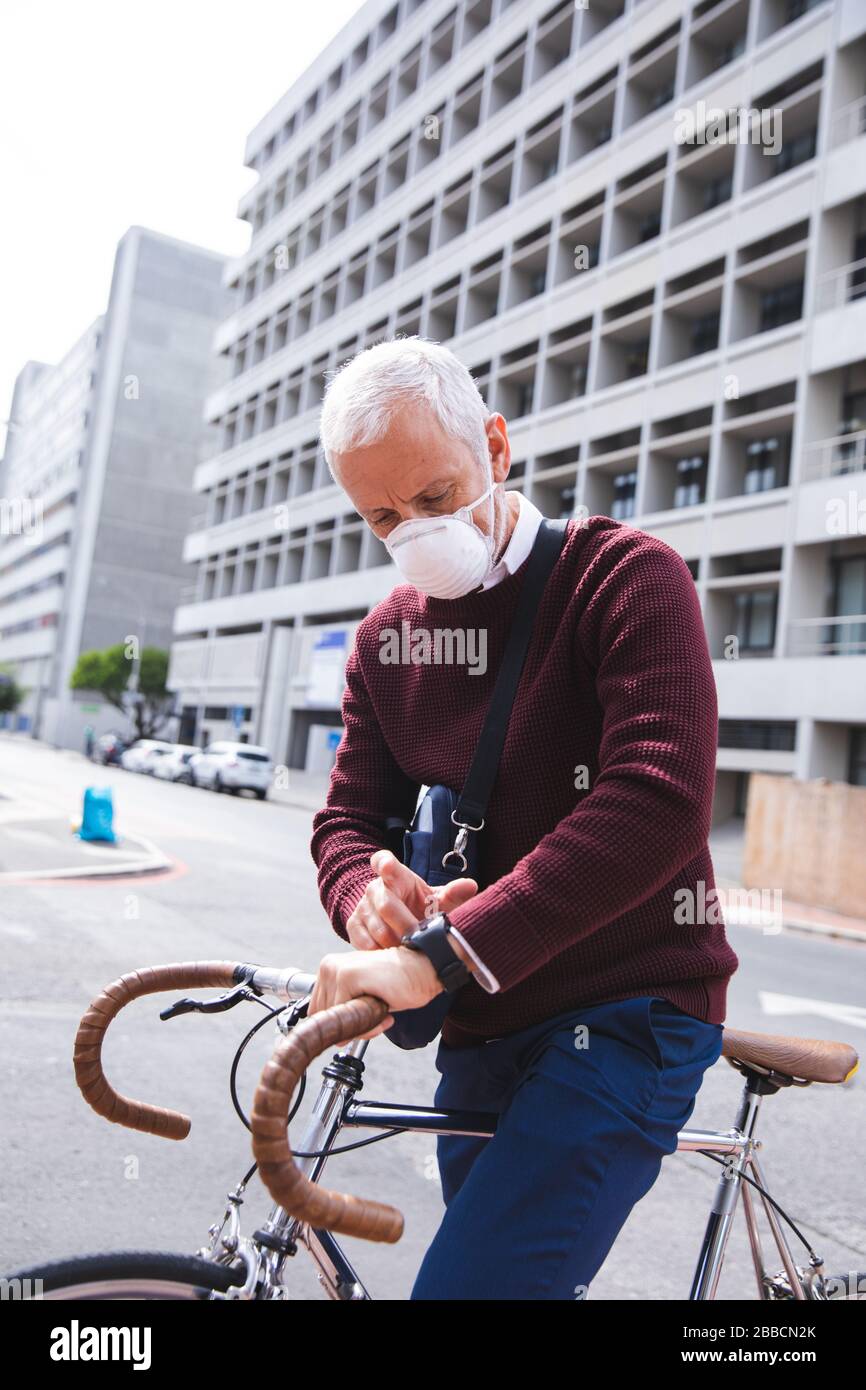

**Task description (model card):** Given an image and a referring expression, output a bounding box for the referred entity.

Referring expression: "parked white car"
[120,739,175,773]
[152,745,199,783]
[189,741,273,799]
[140,745,179,776]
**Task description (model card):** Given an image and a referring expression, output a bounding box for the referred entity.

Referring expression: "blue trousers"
[410,995,723,1300]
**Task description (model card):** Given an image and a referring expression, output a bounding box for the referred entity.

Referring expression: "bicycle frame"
[204,1035,829,1302]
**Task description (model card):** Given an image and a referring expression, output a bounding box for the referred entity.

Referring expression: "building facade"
[0,226,229,749]
[168,0,866,814]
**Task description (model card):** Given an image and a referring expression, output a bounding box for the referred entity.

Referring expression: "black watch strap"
[401,913,471,993]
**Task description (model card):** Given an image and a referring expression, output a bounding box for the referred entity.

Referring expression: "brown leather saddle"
[722,1027,859,1085]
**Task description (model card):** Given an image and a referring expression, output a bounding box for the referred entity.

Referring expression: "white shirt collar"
[479,492,544,590]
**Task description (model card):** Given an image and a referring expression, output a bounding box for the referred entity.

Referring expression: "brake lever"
[160,985,265,1021]
[276,996,311,1034]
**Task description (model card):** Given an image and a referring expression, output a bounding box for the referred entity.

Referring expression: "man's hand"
[307,946,444,1042]
[346,849,478,950]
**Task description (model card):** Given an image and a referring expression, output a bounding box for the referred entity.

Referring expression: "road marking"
[760,991,866,1031]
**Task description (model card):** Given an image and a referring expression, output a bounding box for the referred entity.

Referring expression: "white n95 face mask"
[383,477,498,600]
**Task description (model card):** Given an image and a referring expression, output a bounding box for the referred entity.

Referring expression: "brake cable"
[697,1150,821,1264]
[227,996,405,1158]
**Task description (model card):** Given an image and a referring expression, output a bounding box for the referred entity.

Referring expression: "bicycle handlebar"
[73,960,405,1242]
[73,961,241,1140]
[250,993,404,1244]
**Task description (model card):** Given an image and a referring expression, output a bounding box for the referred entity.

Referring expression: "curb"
[269,795,323,813]
[0,831,172,883]
[774,915,866,945]
[715,877,866,944]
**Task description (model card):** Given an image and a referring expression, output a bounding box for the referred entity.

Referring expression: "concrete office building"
[0,227,229,749]
[168,0,866,815]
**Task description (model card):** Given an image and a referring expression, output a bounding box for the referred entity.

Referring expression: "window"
[637,209,661,243]
[734,589,777,652]
[691,312,720,355]
[744,436,789,491]
[848,728,866,787]
[673,455,707,507]
[786,0,826,21]
[759,281,803,332]
[772,128,816,177]
[611,471,637,519]
[718,720,797,751]
[569,361,588,395]
[849,231,866,303]
[648,79,675,112]
[625,341,649,378]
[557,483,577,518]
[719,35,746,66]
[516,382,535,416]
[703,173,733,211]
[837,388,866,470]
[829,554,866,654]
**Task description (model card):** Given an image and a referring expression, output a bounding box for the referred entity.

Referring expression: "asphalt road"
[1,735,864,1300]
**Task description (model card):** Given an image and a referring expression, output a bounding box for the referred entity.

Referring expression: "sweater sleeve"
[445,534,719,991]
[309,634,420,941]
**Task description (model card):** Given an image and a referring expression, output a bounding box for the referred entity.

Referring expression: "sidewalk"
[273,773,866,943]
[271,769,331,812]
[0,795,170,882]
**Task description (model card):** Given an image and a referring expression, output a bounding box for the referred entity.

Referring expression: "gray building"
[168,0,866,813]
[0,226,229,749]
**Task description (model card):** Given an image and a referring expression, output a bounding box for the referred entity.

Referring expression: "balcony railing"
[829,95,866,149]
[815,257,866,313]
[802,427,866,480]
[787,614,866,656]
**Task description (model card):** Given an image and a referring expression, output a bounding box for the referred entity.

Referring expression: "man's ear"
[486,413,511,483]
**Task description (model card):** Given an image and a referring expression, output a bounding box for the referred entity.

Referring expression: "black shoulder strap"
[454,517,568,831]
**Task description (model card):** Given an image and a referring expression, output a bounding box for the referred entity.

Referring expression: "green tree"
[0,664,24,715]
[70,644,174,740]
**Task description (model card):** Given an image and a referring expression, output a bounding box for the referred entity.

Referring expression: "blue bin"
[77,786,117,843]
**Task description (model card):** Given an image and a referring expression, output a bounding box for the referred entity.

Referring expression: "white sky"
[0,0,365,450]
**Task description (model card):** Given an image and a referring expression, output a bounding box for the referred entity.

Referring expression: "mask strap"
[464,475,497,517]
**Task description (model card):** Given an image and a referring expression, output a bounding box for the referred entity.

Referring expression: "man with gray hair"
[309,335,738,1300]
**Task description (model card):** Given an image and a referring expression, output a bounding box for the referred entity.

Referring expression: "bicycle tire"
[3,1250,248,1300]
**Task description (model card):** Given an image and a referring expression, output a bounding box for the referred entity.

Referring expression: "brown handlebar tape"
[73,961,240,1140]
[251,994,405,1244]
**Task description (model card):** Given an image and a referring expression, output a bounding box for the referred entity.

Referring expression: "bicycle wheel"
[3,1251,248,1300]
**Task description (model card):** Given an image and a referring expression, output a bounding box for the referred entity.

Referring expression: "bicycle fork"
[257,1038,373,1301]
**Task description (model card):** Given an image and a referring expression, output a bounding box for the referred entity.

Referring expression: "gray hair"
[318,335,490,475]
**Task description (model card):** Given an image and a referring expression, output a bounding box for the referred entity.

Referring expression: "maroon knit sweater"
[310,514,739,1045]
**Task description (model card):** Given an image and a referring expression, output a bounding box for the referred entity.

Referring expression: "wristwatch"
[400,912,472,993]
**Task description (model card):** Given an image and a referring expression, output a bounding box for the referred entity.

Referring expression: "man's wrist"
[400,945,446,995]
[445,925,500,993]
[440,928,475,974]
[400,913,473,992]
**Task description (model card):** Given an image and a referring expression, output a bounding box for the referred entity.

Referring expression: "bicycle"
[6,958,863,1301]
